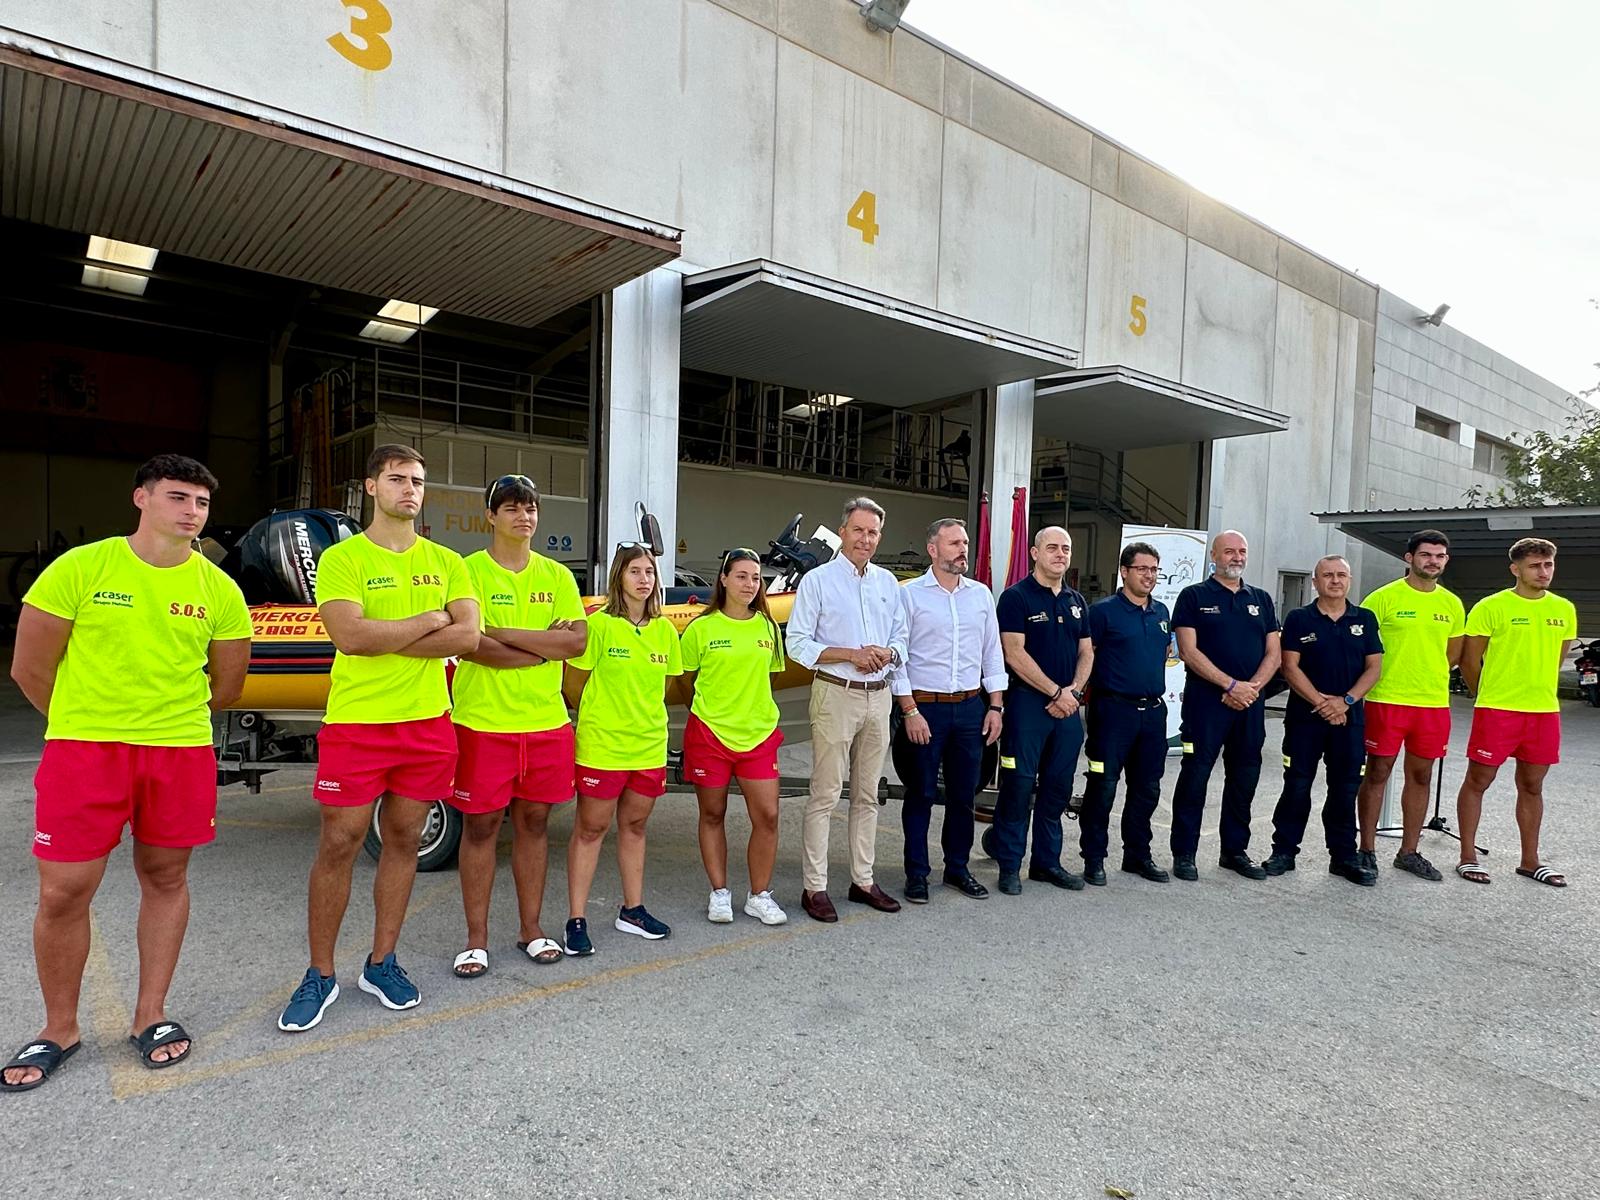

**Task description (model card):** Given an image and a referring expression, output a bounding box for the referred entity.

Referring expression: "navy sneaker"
[615,905,671,940]
[563,917,595,956]
[358,953,421,1011]
[278,968,340,1033]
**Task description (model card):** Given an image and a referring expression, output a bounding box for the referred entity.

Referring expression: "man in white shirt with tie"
[894,518,1007,903]
[785,497,910,923]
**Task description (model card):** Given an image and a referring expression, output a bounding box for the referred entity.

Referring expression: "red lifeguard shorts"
[33,740,218,861]
[1363,701,1451,760]
[314,713,456,806]
[682,714,783,788]
[1466,708,1560,767]
[574,765,668,801]
[449,724,576,813]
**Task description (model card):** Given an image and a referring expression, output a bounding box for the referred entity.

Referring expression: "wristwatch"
[1071,688,1085,702]
[1343,694,1357,706]
[988,704,1004,714]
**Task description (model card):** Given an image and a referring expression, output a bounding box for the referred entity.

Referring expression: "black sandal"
[129,1022,192,1070]
[2,1039,80,1092]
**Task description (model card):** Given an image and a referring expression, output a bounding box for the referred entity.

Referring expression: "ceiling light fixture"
[360,299,440,344]
[81,235,159,296]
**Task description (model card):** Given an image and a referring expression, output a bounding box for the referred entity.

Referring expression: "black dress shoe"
[1172,857,1199,882]
[1120,856,1170,883]
[943,871,989,899]
[1330,857,1378,887]
[1218,852,1268,880]
[1079,861,1107,887]
[904,877,929,904]
[997,869,1021,896]
[1262,851,1296,877]
[1028,863,1087,891]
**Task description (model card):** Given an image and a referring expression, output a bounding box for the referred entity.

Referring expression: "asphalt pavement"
[0,694,1597,1199]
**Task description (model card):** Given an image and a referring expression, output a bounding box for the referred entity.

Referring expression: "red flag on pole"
[974,490,992,587]
[1004,486,1029,588]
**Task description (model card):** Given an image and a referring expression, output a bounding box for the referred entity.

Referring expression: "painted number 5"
[329,0,393,72]
[847,190,880,245]
[1128,294,1147,337]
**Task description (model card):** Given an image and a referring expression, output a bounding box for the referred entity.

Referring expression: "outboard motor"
[223,508,361,604]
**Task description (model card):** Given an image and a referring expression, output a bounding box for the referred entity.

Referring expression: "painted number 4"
[847,190,880,245]
[329,0,393,72]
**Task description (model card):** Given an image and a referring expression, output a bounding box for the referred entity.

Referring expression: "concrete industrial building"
[0,0,1577,626]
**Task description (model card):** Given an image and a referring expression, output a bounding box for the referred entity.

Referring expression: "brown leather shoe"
[801,890,839,923]
[847,882,902,913]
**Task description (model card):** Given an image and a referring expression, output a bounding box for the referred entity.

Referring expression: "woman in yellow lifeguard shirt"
[680,549,787,927]
[564,545,682,955]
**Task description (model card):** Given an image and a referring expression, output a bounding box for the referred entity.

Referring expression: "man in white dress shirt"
[894,518,1007,903]
[785,497,910,923]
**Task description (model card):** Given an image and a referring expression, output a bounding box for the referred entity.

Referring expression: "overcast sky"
[906,0,1599,395]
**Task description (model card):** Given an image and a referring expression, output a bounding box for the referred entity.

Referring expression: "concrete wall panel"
[1081,194,1185,375]
[771,42,943,305]
[156,0,505,170]
[506,0,775,268]
[4,1,153,66]
[1180,240,1277,409]
[936,122,1089,352]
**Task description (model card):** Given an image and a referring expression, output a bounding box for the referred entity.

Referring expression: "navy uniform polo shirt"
[996,574,1089,698]
[1087,591,1173,697]
[1172,576,1280,698]
[1281,601,1383,720]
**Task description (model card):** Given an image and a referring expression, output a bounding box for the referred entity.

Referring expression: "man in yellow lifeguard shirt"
[278,445,478,1033]
[1454,538,1577,888]
[446,475,587,977]
[4,455,250,1092]
[1353,529,1466,882]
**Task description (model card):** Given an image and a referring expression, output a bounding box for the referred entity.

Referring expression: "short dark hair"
[925,517,966,543]
[485,474,540,512]
[366,443,425,481]
[1510,537,1556,562]
[1406,529,1450,555]
[134,454,218,493]
[1120,541,1159,569]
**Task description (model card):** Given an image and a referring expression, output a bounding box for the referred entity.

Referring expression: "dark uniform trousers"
[1170,694,1265,859]
[1078,694,1166,865]
[992,691,1084,871]
[902,694,986,881]
[1270,711,1363,860]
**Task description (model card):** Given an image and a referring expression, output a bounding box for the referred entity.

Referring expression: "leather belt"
[815,671,888,692]
[911,689,981,704]
[1098,689,1165,710]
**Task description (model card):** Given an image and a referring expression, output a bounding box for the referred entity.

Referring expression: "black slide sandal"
[2,1039,80,1092]
[129,1022,192,1070]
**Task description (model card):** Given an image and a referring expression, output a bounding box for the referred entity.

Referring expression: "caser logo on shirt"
[489,591,515,606]
[91,590,134,608]
[366,575,397,591]
[708,638,733,651]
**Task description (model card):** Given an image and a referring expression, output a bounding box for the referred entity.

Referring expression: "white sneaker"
[707,888,734,923]
[743,890,788,925]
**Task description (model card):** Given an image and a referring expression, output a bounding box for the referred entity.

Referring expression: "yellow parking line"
[82,915,147,1096]
[112,912,868,1100]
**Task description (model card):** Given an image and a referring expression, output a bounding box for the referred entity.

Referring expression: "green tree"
[1465,384,1600,506]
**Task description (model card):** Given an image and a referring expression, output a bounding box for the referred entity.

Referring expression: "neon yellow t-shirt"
[315,534,474,725]
[571,611,682,770]
[681,609,785,752]
[1362,577,1466,708]
[451,550,585,734]
[1466,589,1577,713]
[23,538,251,746]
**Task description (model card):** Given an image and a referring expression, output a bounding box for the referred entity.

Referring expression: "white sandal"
[517,937,564,966]
[452,948,489,978]
[1454,862,1491,885]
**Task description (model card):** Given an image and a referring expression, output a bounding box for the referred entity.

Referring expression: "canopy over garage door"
[0,45,680,328]
[1033,365,1289,451]
[1319,504,1600,630]
[680,260,1076,406]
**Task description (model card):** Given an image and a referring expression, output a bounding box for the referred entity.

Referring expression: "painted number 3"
[329,0,393,72]
[847,190,880,245]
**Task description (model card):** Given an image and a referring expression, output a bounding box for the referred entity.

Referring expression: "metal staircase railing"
[1033,445,1188,528]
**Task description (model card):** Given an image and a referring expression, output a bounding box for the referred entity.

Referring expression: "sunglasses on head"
[722,547,760,567]
[484,474,537,507]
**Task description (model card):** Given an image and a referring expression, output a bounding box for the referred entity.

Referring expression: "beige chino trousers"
[802,680,891,892]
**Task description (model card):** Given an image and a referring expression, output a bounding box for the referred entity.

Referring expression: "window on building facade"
[1413,408,1456,440]
[1473,433,1512,475]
